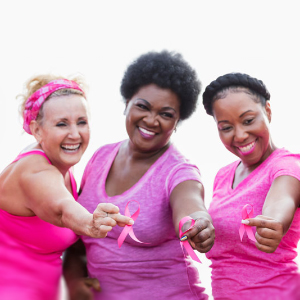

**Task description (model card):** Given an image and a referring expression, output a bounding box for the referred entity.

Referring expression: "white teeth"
[62,144,80,150]
[239,141,255,153]
[139,127,155,135]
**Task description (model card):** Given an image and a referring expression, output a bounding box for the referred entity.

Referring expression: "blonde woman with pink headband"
[0,75,133,300]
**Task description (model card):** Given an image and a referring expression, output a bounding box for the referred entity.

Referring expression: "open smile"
[61,143,81,153]
[138,127,157,139]
[236,140,257,155]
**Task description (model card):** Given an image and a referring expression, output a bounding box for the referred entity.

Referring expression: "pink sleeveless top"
[0,150,78,300]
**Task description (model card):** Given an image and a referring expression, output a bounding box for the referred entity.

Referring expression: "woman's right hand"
[89,203,134,238]
[68,278,101,300]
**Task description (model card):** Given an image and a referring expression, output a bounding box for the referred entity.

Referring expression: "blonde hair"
[18,74,88,123]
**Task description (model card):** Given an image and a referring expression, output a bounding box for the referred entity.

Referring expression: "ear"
[264,101,272,123]
[124,99,131,115]
[30,120,43,144]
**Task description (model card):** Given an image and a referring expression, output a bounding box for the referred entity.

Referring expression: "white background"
[1,1,300,299]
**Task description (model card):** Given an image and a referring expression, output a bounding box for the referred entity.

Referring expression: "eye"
[244,118,254,125]
[161,112,174,118]
[78,120,87,125]
[219,126,232,132]
[136,103,148,110]
[56,122,66,127]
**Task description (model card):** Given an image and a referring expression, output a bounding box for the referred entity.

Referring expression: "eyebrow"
[217,110,254,124]
[239,110,254,118]
[137,98,177,112]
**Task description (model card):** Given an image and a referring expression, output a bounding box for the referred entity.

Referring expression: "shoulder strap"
[12,150,52,165]
[68,168,78,200]
[12,150,78,199]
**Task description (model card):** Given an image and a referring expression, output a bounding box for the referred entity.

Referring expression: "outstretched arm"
[20,164,133,238]
[243,175,300,253]
[170,180,215,253]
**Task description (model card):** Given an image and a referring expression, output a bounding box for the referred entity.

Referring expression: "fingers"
[93,203,134,226]
[84,278,101,292]
[181,218,215,253]
[93,203,120,218]
[242,215,284,253]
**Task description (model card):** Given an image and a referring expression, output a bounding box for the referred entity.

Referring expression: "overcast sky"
[1,1,299,298]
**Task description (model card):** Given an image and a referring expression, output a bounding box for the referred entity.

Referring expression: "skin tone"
[63,84,215,299]
[212,89,300,253]
[0,94,133,239]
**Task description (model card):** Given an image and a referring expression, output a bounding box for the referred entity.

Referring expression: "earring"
[174,127,177,133]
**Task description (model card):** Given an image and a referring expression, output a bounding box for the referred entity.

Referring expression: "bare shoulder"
[0,154,61,216]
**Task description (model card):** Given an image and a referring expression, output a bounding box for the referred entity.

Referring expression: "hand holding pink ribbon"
[179,216,201,263]
[118,200,149,248]
[239,204,256,242]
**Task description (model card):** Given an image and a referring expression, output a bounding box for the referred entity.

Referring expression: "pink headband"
[23,79,85,134]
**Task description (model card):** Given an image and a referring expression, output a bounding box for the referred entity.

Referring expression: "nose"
[68,124,81,139]
[234,125,249,143]
[143,112,159,127]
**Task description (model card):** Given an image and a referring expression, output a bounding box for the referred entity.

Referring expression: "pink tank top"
[0,150,78,300]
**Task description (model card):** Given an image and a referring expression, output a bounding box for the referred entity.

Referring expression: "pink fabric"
[206,148,300,300]
[23,79,84,134]
[78,141,208,300]
[0,150,78,300]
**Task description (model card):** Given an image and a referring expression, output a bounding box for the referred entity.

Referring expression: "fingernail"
[241,220,250,225]
[180,235,188,241]
[129,219,134,225]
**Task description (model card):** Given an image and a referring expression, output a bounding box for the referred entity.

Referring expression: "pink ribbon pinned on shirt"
[118,200,148,248]
[179,216,201,263]
[239,204,256,242]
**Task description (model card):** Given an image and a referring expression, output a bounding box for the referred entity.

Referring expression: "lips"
[61,143,80,152]
[236,140,256,155]
[138,127,157,139]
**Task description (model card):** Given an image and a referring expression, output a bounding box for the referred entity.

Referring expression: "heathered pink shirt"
[206,148,300,300]
[78,141,208,300]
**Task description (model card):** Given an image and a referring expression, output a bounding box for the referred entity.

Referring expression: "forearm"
[60,200,93,236]
[63,240,88,283]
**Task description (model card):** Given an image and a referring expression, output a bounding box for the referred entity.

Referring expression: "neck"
[123,140,171,162]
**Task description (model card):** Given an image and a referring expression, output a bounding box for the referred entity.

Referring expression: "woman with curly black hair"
[63,51,215,300]
[203,73,300,299]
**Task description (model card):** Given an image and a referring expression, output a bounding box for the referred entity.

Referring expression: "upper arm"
[263,175,300,234]
[20,165,75,226]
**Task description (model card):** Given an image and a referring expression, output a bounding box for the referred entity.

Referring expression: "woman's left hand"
[181,212,215,253]
[242,215,284,253]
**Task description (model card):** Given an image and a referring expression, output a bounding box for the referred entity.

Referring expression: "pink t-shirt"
[78,141,208,300]
[0,150,78,300]
[206,148,300,300]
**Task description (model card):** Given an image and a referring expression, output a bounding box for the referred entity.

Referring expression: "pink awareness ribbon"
[239,204,256,242]
[118,200,148,248]
[179,216,201,263]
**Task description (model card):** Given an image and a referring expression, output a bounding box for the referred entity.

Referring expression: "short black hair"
[202,72,270,116]
[120,51,201,120]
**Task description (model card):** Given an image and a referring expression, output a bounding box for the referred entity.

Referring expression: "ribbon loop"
[239,204,256,242]
[179,216,201,263]
[118,200,148,248]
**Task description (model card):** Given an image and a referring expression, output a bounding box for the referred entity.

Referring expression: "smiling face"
[125,84,180,153]
[212,90,274,168]
[32,94,90,173]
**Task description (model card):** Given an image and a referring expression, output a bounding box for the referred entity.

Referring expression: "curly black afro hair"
[202,72,270,116]
[120,51,201,120]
